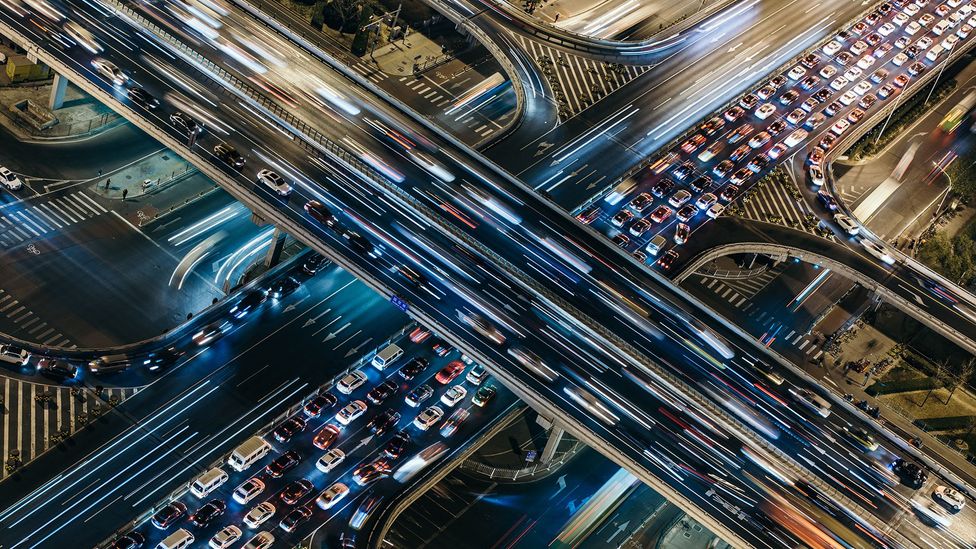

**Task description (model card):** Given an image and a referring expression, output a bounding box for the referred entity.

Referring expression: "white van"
[371,343,403,370]
[157,529,194,549]
[927,44,946,62]
[227,436,271,472]
[933,20,951,35]
[645,235,667,256]
[190,467,228,498]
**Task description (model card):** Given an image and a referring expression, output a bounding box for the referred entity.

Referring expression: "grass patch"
[913,415,976,431]
[866,376,935,396]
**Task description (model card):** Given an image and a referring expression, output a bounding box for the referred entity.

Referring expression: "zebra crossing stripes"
[0,289,74,348]
[0,377,139,481]
[350,60,387,83]
[511,33,652,117]
[837,183,871,208]
[0,191,107,248]
[736,178,819,235]
[397,76,501,138]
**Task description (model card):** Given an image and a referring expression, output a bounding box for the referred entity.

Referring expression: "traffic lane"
[0,268,406,547]
[126,339,513,548]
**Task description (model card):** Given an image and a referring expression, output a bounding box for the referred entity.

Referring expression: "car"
[696,193,717,210]
[824,100,843,116]
[865,32,882,47]
[126,87,160,110]
[769,74,788,88]
[937,2,951,14]
[908,62,925,77]
[343,229,378,258]
[844,66,863,81]
[280,479,314,505]
[892,458,927,488]
[279,505,312,533]
[724,105,745,121]
[850,40,868,56]
[405,384,434,407]
[768,143,789,159]
[747,155,770,173]
[839,90,858,105]
[466,364,488,385]
[353,459,391,486]
[739,93,759,109]
[193,323,226,346]
[472,385,497,407]
[787,65,807,80]
[269,276,300,299]
[435,360,466,384]
[673,223,690,245]
[730,168,752,185]
[808,147,825,165]
[697,141,725,162]
[431,340,452,357]
[707,203,725,218]
[730,144,752,162]
[243,502,276,530]
[831,119,851,135]
[820,64,838,79]
[256,169,291,196]
[676,204,699,222]
[650,178,675,197]
[823,40,842,55]
[336,370,368,394]
[779,90,800,105]
[809,165,825,186]
[853,81,873,96]
[440,385,468,407]
[917,36,934,49]
[875,43,893,58]
[720,184,739,202]
[904,44,921,59]
[879,22,896,36]
[214,144,245,170]
[847,108,866,124]
[649,205,673,223]
[859,94,878,109]
[627,192,654,212]
[787,108,807,125]
[756,85,777,100]
[748,131,771,149]
[713,160,734,178]
[304,200,341,230]
[862,238,896,264]
[0,167,22,191]
[835,51,854,65]
[229,289,268,319]
[700,116,726,134]
[266,451,301,478]
[680,134,707,153]
[687,176,711,194]
[234,477,266,505]
[316,448,346,473]
[857,54,877,70]
[801,52,822,68]
[109,532,146,549]
[801,97,820,112]
[384,430,411,458]
[805,113,826,130]
[799,75,820,90]
[657,249,679,270]
[335,400,368,425]
[668,190,692,208]
[755,103,777,119]
[302,253,328,275]
[958,23,973,37]
[409,327,432,344]
[894,73,911,87]
[847,428,880,451]
[575,205,601,224]
[834,213,860,235]
[303,393,338,418]
[610,209,635,227]
[399,357,429,380]
[313,424,341,450]
[210,525,243,549]
[818,190,839,210]
[316,482,350,510]
[272,416,306,443]
[672,161,695,180]
[879,83,897,98]
[36,358,78,381]
[629,219,651,237]
[933,486,965,511]
[367,380,399,405]
[944,33,961,49]
[414,405,445,430]
[243,532,274,549]
[367,409,401,436]
[851,21,868,35]
[152,501,188,530]
[92,58,127,85]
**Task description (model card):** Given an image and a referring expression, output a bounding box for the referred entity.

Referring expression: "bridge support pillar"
[264,226,286,268]
[540,424,566,464]
[48,73,68,110]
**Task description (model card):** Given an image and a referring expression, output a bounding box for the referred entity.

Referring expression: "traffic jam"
[104,328,508,549]
[578,0,971,271]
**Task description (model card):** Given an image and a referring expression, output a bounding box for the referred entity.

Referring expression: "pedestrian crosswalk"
[694,263,786,311]
[349,60,387,84]
[0,191,108,249]
[0,377,139,480]
[397,75,505,139]
[511,33,653,118]
[0,289,74,348]
[754,315,825,362]
[736,176,819,235]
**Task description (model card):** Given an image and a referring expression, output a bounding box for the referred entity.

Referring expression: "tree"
[919,360,948,407]
[311,1,327,29]
[945,358,976,405]
[947,154,976,201]
[350,4,374,56]
[917,231,976,285]
[322,0,367,32]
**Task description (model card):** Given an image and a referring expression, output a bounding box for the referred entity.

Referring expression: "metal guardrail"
[95,322,417,549]
[459,439,585,480]
[695,262,769,281]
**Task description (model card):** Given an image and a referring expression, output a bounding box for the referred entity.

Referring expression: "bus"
[941,90,976,132]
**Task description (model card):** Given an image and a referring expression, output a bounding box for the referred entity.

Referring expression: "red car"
[435,360,465,384]
[657,250,679,270]
[313,424,341,450]
[409,327,431,343]
[575,206,601,224]
[649,205,673,223]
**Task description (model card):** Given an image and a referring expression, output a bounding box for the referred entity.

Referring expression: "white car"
[256,169,291,196]
[844,66,863,81]
[893,52,909,66]
[831,119,851,135]
[414,405,444,430]
[243,502,276,529]
[819,64,838,79]
[933,485,966,511]
[788,65,807,80]
[957,23,972,38]
[839,91,858,105]
[879,22,896,36]
[335,400,367,425]
[668,190,692,207]
[861,239,896,264]
[91,58,127,86]
[706,203,725,218]
[440,385,467,407]
[316,449,346,473]
[905,21,922,34]
[857,55,876,69]
[316,482,349,510]
[756,103,777,119]
[853,81,873,96]
[809,165,825,186]
[834,213,860,235]
[696,193,717,209]
[830,76,850,90]
[233,477,266,505]
[210,525,243,549]
[943,34,961,49]
[768,143,789,159]
[894,12,910,25]
[336,370,367,394]
[0,167,22,191]
[850,40,868,55]
[243,532,274,549]
[823,40,842,55]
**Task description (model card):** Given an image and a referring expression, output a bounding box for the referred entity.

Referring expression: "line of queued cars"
[108,328,498,549]
[575,0,971,272]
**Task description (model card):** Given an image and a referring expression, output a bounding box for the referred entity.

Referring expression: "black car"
[767,120,787,135]
[151,501,187,529]
[229,289,268,319]
[214,143,245,170]
[367,380,399,404]
[817,191,838,211]
[266,450,301,478]
[689,176,712,193]
[109,532,146,549]
[384,430,410,458]
[397,265,428,287]
[650,178,675,198]
[127,87,159,109]
[270,276,301,299]
[367,409,401,436]
[343,230,376,257]
[304,392,338,417]
[273,416,307,443]
[302,253,328,275]
[398,357,429,380]
[169,111,202,135]
[892,458,927,488]
[37,358,78,381]
[304,200,341,230]
[280,478,314,505]
[280,505,313,533]
[144,347,182,373]
[190,499,226,527]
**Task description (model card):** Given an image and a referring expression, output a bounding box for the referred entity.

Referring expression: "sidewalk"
[88,149,198,202]
[0,79,124,141]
